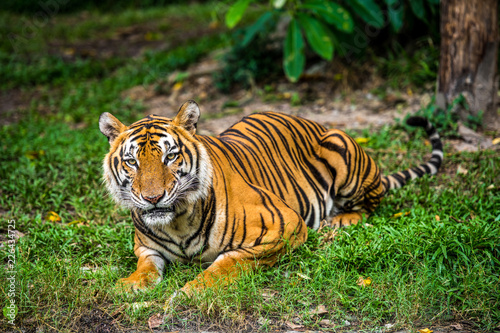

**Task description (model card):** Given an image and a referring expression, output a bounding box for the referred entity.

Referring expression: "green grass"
[1,3,500,332]
[0,4,217,53]
[2,113,499,332]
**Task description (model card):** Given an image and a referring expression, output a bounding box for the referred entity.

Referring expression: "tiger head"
[99,100,212,226]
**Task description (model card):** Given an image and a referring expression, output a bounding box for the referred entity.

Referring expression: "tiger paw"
[116,273,160,293]
[116,277,146,293]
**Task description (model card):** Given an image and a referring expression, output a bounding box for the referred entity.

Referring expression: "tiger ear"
[173,100,200,135]
[99,112,126,145]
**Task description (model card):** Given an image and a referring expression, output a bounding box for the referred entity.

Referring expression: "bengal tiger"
[99,100,442,296]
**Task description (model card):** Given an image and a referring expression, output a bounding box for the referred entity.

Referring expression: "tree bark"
[436,0,499,131]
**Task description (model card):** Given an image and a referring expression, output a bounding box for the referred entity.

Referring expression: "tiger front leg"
[117,240,165,292]
[179,251,261,297]
[327,184,383,228]
[178,243,297,297]
[319,129,386,230]
[179,212,308,298]
[164,250,263,310]
[328,178,385,228]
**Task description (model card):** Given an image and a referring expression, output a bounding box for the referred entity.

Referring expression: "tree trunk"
[436,0,499,131]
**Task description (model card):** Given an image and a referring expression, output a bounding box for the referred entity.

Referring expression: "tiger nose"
[143,193,164,204]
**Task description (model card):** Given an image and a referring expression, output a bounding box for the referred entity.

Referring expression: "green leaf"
[387,7,403,32]
[410,0,426,20]
[283,18,305,82]
[225,0,252,29]
[348,0,384,28]
[241,12,274,47]
[300,0,353,33]
[297,13,334,60]
[384,0,403,32]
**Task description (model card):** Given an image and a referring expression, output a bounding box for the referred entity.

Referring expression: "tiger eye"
[166,153,176,160]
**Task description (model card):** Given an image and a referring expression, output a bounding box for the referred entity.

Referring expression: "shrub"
[224,0,440,82]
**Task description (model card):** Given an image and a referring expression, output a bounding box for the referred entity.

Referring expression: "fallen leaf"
[131,301,153,311]
[46,211,61,222]
[435,215,440,221]
[172,82,183,91]
[486,184,495,190]
[492,137,500,145]
[418,329,433,333]
[450,323,463,330]
[355,137,370,144]
[285,320,304,330]
[357,276,372,287]
[25,150,45,160]
[392,211,410,218]
[296,272,311,280]
[148,313,164,329]
[457,165,468,175]
[309,304,328,316]
[319,319,334,327]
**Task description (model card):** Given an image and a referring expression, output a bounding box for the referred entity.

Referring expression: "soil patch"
[74,308,118,333]
[0,89,34,125]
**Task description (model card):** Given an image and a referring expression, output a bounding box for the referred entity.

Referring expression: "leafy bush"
[224,0,440,82]
[214,20,281,92]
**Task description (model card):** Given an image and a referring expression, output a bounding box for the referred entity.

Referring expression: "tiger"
[99,100,443,296]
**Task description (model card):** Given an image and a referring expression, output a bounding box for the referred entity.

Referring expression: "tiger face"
[99,100,212,226]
